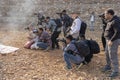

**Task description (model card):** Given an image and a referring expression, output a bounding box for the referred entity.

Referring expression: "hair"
[46,16,50,19]
[66,35,73,41]
[38,28,43,31]
[106,9,115,15]
[62,10,66,13]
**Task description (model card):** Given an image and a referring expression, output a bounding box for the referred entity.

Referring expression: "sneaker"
[109,72,119,78]
[101,65,111,72]
[64,66,72,70]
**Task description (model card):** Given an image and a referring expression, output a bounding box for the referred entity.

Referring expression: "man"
[90,11,95,31]
[63,35,84,69]
[31,28,51,50]
[34,11,45,26]
[99,14,107,51]
[103,9,120,78]
[45,16,57,33]
[70,12,81,39]
[45,17,60,49]
[60,10,73,37]
[37,28,51,50]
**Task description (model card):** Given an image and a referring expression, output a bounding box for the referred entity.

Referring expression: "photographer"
[63,35,84,70]
[99,14,107,50]
[34,11,45,26]
[60,10,73,37]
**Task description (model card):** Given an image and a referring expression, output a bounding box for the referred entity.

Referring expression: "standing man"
[45,17,60,49]
[70,12,81,39]
[90,12,95,31]
[61,10,73,37]
[102,9,120,78]
[99,14,107,51]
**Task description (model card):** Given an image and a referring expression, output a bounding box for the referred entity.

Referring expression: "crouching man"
[63,35,84,70]
[31,28,51,50]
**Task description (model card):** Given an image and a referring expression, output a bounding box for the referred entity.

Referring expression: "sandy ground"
[0,27,120,80]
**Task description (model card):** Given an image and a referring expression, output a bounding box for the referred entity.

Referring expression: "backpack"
[85,39,100,54]
[53,19,62,28]
[79,21,87,36]
[73,40,90,57]
[68,17,73,27]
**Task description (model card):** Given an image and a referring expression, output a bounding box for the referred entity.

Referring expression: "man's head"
[46,16,50,22]
[65,35,73,44]
[104,9,115,20]
[62,10,67,15]
[71,12,79,20]
[38,28,44,34]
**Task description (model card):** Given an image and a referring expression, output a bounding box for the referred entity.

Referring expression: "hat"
[62,10,66,13]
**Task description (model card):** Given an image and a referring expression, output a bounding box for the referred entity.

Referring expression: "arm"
[64,43,78,54]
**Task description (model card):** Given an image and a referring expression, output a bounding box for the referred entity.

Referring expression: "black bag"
[68,17,73,27]
[73,40,90,57]
[85,39,100,54]
[79,21,87,36]
[53,19,62,28]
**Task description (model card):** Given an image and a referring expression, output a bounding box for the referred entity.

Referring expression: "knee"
[63,52,69,57]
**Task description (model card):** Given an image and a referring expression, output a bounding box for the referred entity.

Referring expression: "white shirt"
[70,18,81,38]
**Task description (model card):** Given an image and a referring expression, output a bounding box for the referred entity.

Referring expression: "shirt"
[64,40,79,54]
[39,31,52,46]
[46,19,57,32]
[70,18,81,39]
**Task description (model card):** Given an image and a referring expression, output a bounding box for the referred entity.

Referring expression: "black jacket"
[104,16,120,41]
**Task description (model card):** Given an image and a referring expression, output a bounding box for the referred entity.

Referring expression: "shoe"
[101,65,111,72]
[64,66,72,70]
[44,46,51,51]
[109,72,119,78]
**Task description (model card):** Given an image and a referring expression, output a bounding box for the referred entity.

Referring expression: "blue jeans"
[63,52,84,68]
[37,42,48,49]
[90,21,94,31]
[105,39,120,72]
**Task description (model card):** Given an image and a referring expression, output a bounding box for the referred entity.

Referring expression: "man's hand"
[108,40,113,46]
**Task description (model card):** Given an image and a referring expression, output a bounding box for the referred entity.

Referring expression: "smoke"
[0,0,37,44]
[7,0,36,29]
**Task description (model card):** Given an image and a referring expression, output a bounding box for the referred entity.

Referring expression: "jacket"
[104,16,120,42]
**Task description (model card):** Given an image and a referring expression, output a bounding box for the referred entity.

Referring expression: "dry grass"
[0,27,120,80]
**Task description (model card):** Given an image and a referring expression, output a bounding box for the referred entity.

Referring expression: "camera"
[57,38,66,44]
[25,27,30,30]
[32,29,39,33]
[98,13,105,18]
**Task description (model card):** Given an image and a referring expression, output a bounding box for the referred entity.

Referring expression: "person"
[45,16,57,33]
[34,11,45,26]
[24,29,39,49]
[90,12,95,31]
[99,14,107,51]
[31,28,51,50]
[37,28,51,50]
[51,18,62,49]
[60,10,73,37]
[45,17,60,49]
[69,12,81,39]
[63,35,84,70]
[102,9,120,78]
